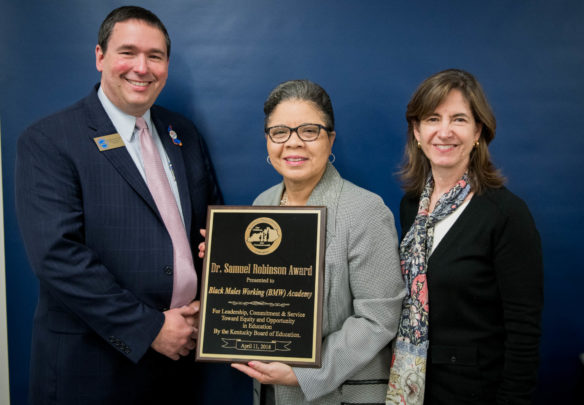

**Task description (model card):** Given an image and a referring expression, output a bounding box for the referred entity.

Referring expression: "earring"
[474,140,479,148]
[329,153,336,164]
[266,156,271,165]
[417,141,421,149]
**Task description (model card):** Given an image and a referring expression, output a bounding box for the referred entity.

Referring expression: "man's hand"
[198,229,206,259]
[151,305,198,360]
[183,300,200,336]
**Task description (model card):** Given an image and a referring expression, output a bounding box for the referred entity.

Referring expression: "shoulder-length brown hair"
[399,69,505,195]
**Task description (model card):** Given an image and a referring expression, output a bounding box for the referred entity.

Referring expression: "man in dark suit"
[15,6,222,404]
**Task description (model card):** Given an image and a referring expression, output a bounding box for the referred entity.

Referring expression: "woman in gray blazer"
[231,79,405,404]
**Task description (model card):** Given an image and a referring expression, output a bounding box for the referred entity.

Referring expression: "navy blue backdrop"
[1,1,583,403]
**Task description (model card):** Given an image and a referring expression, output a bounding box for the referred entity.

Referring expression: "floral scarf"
[386,173,471,405]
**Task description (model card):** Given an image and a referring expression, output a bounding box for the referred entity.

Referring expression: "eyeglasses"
[265,124,330,143]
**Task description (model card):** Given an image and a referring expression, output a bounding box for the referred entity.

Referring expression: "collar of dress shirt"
[97,86,153,142]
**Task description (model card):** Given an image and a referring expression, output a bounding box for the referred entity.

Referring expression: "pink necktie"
[136,117,197,308]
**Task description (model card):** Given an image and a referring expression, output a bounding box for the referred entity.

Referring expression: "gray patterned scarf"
[386,173,471,405]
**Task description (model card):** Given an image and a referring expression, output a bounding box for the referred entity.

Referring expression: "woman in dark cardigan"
[386,69,543,405]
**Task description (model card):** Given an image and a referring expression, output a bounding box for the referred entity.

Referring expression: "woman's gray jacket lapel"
[254,162,341,245]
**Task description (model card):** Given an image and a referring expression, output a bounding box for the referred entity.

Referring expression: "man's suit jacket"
[15,86,222,404]
[252,163,405,405]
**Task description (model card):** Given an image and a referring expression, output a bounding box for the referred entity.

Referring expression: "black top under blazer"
[400,187,543,405]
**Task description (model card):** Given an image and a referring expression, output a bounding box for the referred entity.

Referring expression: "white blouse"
[430,197,472,255]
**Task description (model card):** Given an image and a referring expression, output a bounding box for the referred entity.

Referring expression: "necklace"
[280,190,288,206]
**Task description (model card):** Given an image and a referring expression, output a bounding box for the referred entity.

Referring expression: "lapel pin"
[168,125,182,146]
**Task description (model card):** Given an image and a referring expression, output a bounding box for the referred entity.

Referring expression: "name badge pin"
[93,133,125,151]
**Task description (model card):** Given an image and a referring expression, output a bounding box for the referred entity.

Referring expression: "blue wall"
[1,1,583,403]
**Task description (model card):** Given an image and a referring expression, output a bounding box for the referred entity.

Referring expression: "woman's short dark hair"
[264,79,335,131]
[98,6,171,57]
[400,69,505,195]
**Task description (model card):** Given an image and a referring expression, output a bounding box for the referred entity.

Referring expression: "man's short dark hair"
[98,6,171,57]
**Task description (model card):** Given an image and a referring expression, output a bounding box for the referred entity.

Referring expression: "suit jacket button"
[164,266,173,275]
[450,356,456,363]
